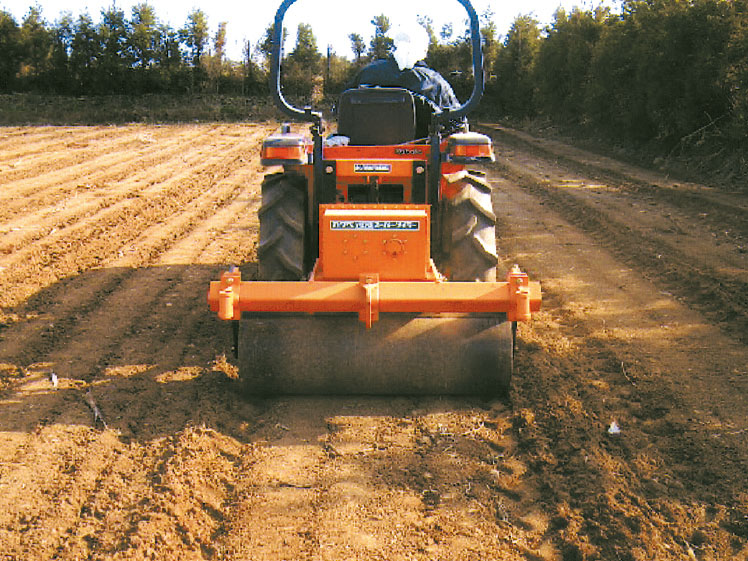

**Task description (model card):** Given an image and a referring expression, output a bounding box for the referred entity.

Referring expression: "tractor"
[208,0,541,396]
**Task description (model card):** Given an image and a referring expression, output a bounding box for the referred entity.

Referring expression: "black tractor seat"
[337,87,434,145]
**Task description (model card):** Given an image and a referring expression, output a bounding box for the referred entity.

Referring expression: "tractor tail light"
[446,132,495,163]
[261,132,311,166]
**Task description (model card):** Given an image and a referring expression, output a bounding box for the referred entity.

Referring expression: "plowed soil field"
[0,123,746,561]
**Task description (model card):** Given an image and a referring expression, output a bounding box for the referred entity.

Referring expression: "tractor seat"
[338,87,417,145]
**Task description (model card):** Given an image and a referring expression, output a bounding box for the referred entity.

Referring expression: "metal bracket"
[359,273,380,328]
[506,264,531,321]
[217,269,242,320]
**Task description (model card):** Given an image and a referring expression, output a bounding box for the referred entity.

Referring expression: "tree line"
[490,0,747,149]
[0,4,466,97]
[0,4,258,95]
[1,1,746,155]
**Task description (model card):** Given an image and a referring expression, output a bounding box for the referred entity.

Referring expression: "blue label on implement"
[330,220,420,231]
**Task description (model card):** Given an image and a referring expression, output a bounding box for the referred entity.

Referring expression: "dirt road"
[0,123,745,561]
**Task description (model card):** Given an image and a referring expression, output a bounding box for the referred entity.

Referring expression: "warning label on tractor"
[330,220,420,231]
[354,163,392,173]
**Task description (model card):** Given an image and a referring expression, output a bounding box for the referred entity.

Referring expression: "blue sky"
[0,0,620,61]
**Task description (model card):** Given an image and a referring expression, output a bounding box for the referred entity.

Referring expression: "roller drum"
[237,313,513,396]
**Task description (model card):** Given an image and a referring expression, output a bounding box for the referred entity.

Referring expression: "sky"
[0,0,620,62]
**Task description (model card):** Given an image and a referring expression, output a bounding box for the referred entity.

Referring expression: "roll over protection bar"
[269,0,485,126]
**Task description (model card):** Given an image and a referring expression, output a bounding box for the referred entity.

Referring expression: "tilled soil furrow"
[489,172,747,560]
[0,124,239,224]
[0,150,261,370]
[484,126,747,258]
[50,175,259,380]
[99,180,264,371]
[0,391,255,561]
[489,158,748,344]
[2,124,745,561]
[216,397,553,561]
[0,126,60,149]
[214,399,328,560]
[47,435,159,559]
[0,425,124,559]
[0,165,264,480]
[481,124,748,239]
[0,132,267,560]
[0,124,259,267]
[308,400,541,560]
[0,130,258,310]
[45,425,247,560]
[0,126,136,177]
[0,124,220,228]
[0,125,178,204]
[67,179,264,441]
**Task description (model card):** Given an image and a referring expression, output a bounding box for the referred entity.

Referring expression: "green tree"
[181,9,209,92]
[416,15,437,47]
[0,11,23,91]
[48,12,74,92]
[349,32,365,64]
[423,19,473,100]
[98,5,130,92]
[206,21,227,92]
[289,22,320,66]
[585,14,645,137]
[156,23,181,69]
[492,15,541,117]
[727,0,748,132]
[130,3,158,68]
[284,22,322,97]
[214,21,227,62]
[182,9,209,67]
[70,13,100,92]
[257,22,285,72]
[591,0,734,142]
[369,14,394,60]
[480,9,500,77]
[156,23,187,92]
[533,7,608,121]
[128,3,160,92]
[643,0,733,141]
[324,49,354,95]
[242,38,264,95]
[19,7,51,87]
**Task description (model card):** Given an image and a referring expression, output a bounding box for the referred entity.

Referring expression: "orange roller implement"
[208,266,541,328]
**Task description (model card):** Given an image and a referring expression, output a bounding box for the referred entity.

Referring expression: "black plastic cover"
[338,88,416,146]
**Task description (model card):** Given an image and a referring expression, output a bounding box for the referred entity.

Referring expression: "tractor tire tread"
[258,172,306,281]
[444,171,498,282]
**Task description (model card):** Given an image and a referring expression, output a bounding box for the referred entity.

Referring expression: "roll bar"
[269,0,485,125]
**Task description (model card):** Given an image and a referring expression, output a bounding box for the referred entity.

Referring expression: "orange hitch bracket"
[208,266,541,326]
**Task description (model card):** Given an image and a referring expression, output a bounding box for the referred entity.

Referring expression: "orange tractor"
[208,0,540,396]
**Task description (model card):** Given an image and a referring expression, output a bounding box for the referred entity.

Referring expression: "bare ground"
[0,123,745,561]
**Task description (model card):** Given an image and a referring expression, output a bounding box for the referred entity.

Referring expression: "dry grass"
[0,93,281,125]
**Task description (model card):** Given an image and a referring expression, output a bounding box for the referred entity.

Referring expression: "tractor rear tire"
[443,171,499,282]
[257,172,307,281]
[238,172,306,396]
[442,171,512,396]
